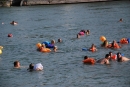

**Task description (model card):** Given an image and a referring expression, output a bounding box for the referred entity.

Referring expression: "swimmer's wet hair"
[84,56,88,59]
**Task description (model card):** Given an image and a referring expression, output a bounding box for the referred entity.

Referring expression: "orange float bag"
[40,48,51,53]
[114,43,120,49]
[120,38,128,44]
[83,58,95,65]
[111,54,117,60]
[89,47,96,52]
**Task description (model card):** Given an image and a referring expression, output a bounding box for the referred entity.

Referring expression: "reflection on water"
[0,1,130,87]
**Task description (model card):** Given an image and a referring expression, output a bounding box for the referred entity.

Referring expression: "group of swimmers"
[77,30,90,38]
[82,39,130,64]
[14,61,43,71]
[77,30,98,52]
[13,39,63,71]
[36,39,62,53]
[83,51,130,65]
[2,21,62,71]
[101,38,130,49]
[83,38,128,53]
[81,18,130,64]
[4,18,130,72]
[13,39,62,71]
[82,18,130,64]
[101,40,121,49]
[7,20,43,71]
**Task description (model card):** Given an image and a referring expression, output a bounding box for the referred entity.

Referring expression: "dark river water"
[0,1,130,87]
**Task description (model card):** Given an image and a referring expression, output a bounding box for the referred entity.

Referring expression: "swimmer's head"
[87,30,90,33]
[14,61,20,68]
[58,38,62,42]
[51,40,55,44]
[109,51,112,56]
[77,34,80,38]
[105,54,110,59]
[84,56,88,60]
[28,63,34,70]
[119,18,123,22]
[117,52,122,57]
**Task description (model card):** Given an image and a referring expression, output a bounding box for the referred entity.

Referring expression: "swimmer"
[27,63,43,71]
[78,30,86,36]
[97,54,110,64]
[51,39,55,44]
[119,18,123,22]
[77,29,89,37]
[58,38,62,42]
[80,30,86,33]
[83,56,95,64]
[14,61,20,68]
[101,40,109,48]
[86,30,90,35]
[109,51,117,61]
[109,51,113,61]
[77,34,80,38]
[8,33,13,37]
[89,44,97,52]
[117,52,130,62]
[108,40,121,49]
[45,40,55,48]
[111,40,117,47]
[10,21,18,25]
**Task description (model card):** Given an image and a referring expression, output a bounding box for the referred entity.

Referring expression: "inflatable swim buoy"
[78,32,85,36]
[114,43,120,49]
[120,38,128,44]
[90,48,96,52]
[83,58,95,65]
[89,47,97,52]
[40,48,51,53]
[111,54,117,60]
[100,36,106,42]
